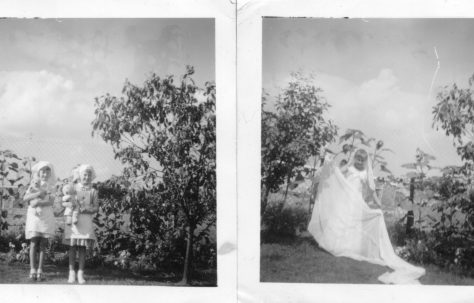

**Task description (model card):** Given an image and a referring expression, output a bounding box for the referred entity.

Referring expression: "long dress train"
[307,161,425,284]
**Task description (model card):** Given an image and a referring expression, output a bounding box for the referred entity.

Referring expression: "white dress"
[24,186,56,239]
[307,162,425,284]
[63,183,98,248]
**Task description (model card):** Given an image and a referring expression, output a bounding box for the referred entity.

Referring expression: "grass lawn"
[0,253,216,286]
[260,237,474,285]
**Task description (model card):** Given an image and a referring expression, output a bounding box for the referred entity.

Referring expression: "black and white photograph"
[260,17,474,286]
[0,18,217,287]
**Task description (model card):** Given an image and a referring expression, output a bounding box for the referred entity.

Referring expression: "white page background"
[0,0,237,302]
[237,0,474,302]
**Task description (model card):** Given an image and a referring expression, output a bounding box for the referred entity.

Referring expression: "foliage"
[433,74,474,164]
[385,74,474,276]
[261,194,310,242]
[0,229,25,253]
[91,66,216,283]
[5,242,29,264]
[423,74,474,276]
[93,179,131,255]
[0,149,31,229]
[261,72,338,214]
[401,148,437,181]
[429,168,474,269]
[389,218,474,277]
[93,178,215,274]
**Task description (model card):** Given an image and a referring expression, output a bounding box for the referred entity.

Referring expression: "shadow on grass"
[260,231,474,285]
[261,229,332,257]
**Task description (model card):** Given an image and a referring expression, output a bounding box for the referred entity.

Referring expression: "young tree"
[433,74,474,171]
[432,73,474,228]
[92,66,216,284]
[261,72,338,215]
[431,74,474,264]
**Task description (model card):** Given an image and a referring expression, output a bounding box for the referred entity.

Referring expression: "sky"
[0,18,214,181]
[263,18,474,177]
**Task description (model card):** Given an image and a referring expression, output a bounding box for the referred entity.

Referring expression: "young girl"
[307,148,425,284]
[23,161,57,281]
[63,164,99,284]
[339,149,382,208]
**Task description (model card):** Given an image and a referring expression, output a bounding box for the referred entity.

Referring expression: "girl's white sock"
[68,270,76,283]
[30,268,36,274]
[77,270,86,284]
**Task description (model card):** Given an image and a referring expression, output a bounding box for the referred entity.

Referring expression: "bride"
[307,148,425,284]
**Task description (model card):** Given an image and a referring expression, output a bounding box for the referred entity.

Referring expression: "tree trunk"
[179,224,194,285]
[0,178,4,210]
[406,177,415,236]
[261,185,271,216]
[283,172,291,202]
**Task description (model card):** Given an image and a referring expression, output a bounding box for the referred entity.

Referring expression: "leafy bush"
[93,179,131,255]
[94,178,216,275]
[261,197,309,241]
[0,210,8,231]
[388,199,474,277]
[0,228,25,252]
[92,67,216,284]
[261,73,338,215]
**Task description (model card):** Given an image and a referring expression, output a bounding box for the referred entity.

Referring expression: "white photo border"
[0,1,237,303]
[237,0,474,302]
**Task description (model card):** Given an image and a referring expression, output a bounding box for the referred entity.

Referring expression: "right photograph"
[260,18,474,285]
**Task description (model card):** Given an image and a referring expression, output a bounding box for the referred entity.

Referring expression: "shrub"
[261,73,338,215]
[92,67,217,284]
[94,178,216,275]
[389,203,474,277]
[0,228,25,253]
[261,196,309,241]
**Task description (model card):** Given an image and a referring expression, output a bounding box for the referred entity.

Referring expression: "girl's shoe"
[28,273,37,282]
[77,270,86,284]
[68,270,76,283]
[36,272,45,282]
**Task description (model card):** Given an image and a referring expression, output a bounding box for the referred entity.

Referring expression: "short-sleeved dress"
[63,183,99,248]
[24,182,56,239]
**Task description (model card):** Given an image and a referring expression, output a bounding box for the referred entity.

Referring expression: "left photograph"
[0,18,216,286]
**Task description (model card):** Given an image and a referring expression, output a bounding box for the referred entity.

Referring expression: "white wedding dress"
[307,160,425,284]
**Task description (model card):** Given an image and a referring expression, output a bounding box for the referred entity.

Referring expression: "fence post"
[406,177,415,235]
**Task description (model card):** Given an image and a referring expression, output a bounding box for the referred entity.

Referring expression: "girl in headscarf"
[63,164,99,284]
[23,161,57,281]
[308,148,425,284]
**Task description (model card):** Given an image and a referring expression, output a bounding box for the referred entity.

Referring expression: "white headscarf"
[73,164,97,183]
[31,161,57,188]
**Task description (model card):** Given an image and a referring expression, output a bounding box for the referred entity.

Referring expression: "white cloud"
[263,69,462,176]
[0,70,95,139]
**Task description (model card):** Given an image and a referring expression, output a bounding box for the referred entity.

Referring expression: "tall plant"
[261,73,338,215]
[429,74,474,269]
[92,66,216,284]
